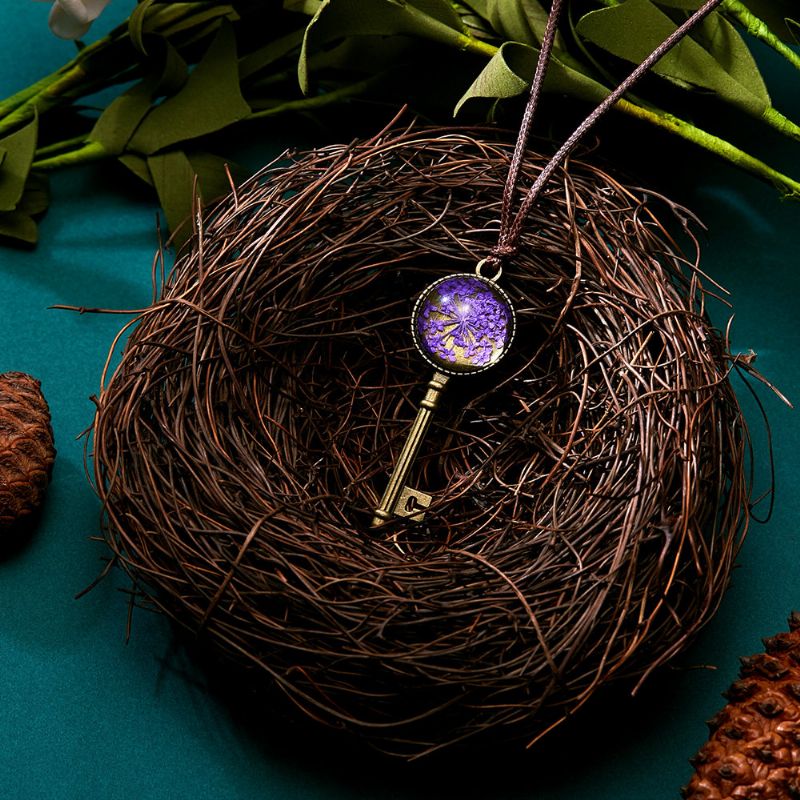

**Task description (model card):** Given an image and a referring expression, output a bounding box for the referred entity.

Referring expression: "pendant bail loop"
[475,257,502,283]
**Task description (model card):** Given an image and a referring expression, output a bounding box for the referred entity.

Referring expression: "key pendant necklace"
[371,270,516,527]
[371,0,725,529]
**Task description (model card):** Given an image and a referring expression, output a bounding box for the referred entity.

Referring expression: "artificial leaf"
[129,23,251,155]
[147,149,236,241]
[239,29,305,80]
[455,4,496,40]
[0,116,38,212]
[650,0,709,7]
[461,0,490,15]
[17,173,50,217]
[298,0,465,93]
[693,12,768,102]
[248,73,381,114]
[411,0,464,26]
[455,41,609,115]
[462,0,565,48]
[147,149,200,240]
[294,34,408,79]
[576,0,770,116]
[129,0,160,53]
[153,4,239,42]
[481,0,538,44]
[90,40,188,155]
[284,0,324,13]
[185,151,241,200]
[0,210,38,244]
[119,153,154,186]
[0,172,48,243]
[454,41,528,112]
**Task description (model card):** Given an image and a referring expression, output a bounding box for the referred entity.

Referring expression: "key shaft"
[371,371,449,527]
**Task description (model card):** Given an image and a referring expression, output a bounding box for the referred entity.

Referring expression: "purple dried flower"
[413,274,514,374]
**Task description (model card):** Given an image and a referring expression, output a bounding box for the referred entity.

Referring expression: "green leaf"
[147,149,200,240]
[693,12,768,101]
[787,18,800,45]
[147,149,236,241]
[152,4,239,42]
[284,0,324,13]
[119,154,154,186]
[185,151,241,200]
[295,34,408,78]
[455,41,609,115]
[298,0,465,93]
[0,210,38,244]
[455,41,528,112]
[128,0,160,53]
[0,172,48,243]
[0,115,38,212]
[576,0,770,116]
[650,0,707,7]
[248,74,382,115]
[239,28,305,80]
[462,0,564,47]
[17,173,50,217]
[129,23,251,155]
[89,40,188,155]
[460,0,490,15]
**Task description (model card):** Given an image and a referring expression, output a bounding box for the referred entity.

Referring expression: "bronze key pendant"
[371,271,516,528]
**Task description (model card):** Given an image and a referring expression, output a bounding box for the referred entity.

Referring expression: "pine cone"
[0,372,56,530]
[683,613,800,800]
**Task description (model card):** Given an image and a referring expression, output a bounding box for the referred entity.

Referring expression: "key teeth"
[395,486,433,521]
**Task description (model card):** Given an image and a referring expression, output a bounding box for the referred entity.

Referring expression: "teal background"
[0,4,798,798]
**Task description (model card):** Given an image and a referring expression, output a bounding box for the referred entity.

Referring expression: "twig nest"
[93,125,752,756]
[0,372,56,530]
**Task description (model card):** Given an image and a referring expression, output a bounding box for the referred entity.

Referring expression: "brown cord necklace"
[371,0,725,528]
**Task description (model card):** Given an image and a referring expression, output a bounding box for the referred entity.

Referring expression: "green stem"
[249,75,383,119]
[0,71,66,120]
[32,140,107,171]
[763,106,800,141]
[0,24,117,120]
[34,134,90,160]
[457,31,499,59]
[722,0,800,73]
[617,98,800,197]
[0,43,110,138]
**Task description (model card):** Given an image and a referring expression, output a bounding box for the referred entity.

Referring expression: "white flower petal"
[48,3,92,39]
[54,0,92,24]
[81,0,112,22]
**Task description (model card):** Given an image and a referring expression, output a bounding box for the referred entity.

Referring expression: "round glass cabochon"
[412,274,515,374]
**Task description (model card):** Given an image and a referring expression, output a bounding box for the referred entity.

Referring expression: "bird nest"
[91,123,755,757]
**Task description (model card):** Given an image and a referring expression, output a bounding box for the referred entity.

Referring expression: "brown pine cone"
[683,613,800,800]
[0,372,56,530]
